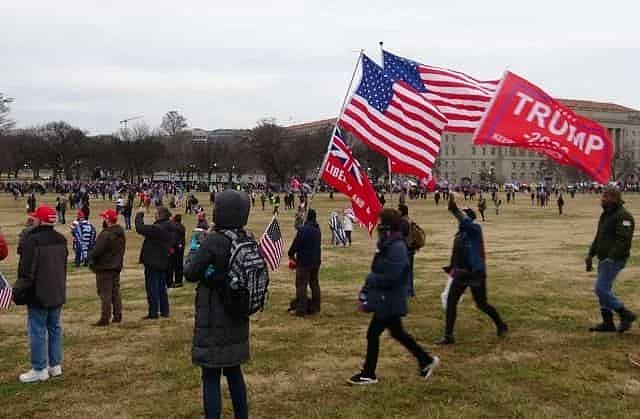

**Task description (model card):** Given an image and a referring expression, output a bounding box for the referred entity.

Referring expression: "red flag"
[321,130,381,234]
[473,71,613,184]
[290,177,301,191]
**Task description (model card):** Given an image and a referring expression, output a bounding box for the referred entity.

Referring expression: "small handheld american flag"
[259,217,284,271]
[0,272,13,310]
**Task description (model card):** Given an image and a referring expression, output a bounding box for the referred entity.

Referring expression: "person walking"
[349,209,439,385]
[398,204,421,297]
[586,187,636,333]
[260,193,266,211]
[288,208,322,316]
[135,206,174,319]
[27,193,37,213]
[478,195,487,222]
[55,195,67,224]
[184,190,252,419]
[88,209,126,326]
[0,228,8,261]
[436,194,508,345]
[557,193,565,216]
[168,214,186,288]
[13,205,67,383]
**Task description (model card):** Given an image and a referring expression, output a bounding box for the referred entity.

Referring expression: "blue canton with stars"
[382,50,427,94]
[355,55,396,113]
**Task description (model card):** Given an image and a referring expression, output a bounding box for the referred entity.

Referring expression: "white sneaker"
[19,369,49,383]
[49,365,62,377]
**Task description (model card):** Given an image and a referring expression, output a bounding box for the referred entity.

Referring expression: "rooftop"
[557,99,639,113]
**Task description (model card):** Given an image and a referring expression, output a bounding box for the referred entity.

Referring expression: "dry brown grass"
[1,191,640,418]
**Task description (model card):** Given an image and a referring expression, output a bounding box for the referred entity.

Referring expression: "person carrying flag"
[436,193,508,345]
[72,210,97,267]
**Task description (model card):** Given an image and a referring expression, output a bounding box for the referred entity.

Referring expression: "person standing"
[260,192,266,211]
[586,188,636,333]
[349,209,439,385]
[273,194,281,216]
[135,206,174,319]
[343,210,354,246]
[13,205,67,383]
[73,210,97,267]
[27,193,37,213]
[398,204,418,297]
[55,195,67,224]
[184,190,252,419]
[288,208,322,316]
[122,198,133,231]
[0,228,8,261]
[434,190,441,206]
[168,214,186,289]
[88,209,126,326]
[436,194,508,345]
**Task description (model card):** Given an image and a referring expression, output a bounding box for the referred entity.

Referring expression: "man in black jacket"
[168,214,186,288]
[586,187,636,333]
[13,205,68,383]
[135,206,174,319]
[288,209,322,316]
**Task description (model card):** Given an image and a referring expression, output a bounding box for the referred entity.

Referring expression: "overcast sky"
[2,0,638,135]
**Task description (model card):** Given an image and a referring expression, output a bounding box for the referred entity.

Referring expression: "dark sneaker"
[435,335,455,345]
[348,372,378,385]
[589,322,616,332]
[112,317,122,324]
[618,309,637,333]
[173,283,183,288]
[420,357,440,380]
[92,320,109,327]
[497,324,509,338]
[141,315,159,320]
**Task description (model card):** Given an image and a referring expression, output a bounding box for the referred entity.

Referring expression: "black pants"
[168,251,184,286]
[445,275,505,337]
[295,266,320,316]
[363,314,432,376]
[345,230,352,246]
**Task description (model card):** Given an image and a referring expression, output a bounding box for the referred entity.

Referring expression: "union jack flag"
[328,130,364,186]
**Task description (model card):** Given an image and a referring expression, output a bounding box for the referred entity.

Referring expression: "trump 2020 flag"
[0,272,13,310]
[339,55,446,180]
[321,129,381,234]
[472,71,613,184]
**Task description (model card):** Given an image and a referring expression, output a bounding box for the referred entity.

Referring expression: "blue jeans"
[144,268,169,317]
[124,215,131,230]
[28,306,63,371]
[595,259,626,311]
[202,366,248,419]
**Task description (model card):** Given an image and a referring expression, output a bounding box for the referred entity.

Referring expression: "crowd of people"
[0,181,635,419]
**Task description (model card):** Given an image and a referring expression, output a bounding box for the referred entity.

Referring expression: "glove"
[585,257,593,272]
[288,259,297,270]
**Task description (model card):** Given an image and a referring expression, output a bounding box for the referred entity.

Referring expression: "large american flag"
[340,55,446,180]
[0,272,12,310]
[258,217,283,271]
[383,50,499,133]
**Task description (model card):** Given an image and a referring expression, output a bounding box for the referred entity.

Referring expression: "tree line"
[0,94,388,185]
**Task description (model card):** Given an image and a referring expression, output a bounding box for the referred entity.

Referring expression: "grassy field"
[1,191,640,418]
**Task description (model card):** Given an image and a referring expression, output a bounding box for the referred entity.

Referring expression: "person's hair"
[378,208,402,231]
[603,187,622,203]
[398,204,409,217]
[173,214,182,223]
[156,206,171,220]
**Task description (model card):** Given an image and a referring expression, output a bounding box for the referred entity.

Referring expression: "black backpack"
[219,230,270,319]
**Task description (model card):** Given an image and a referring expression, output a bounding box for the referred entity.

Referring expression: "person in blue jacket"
[349,209,439,385]
[436,193,508,345]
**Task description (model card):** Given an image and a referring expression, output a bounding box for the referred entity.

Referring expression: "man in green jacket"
[586,187,636,333]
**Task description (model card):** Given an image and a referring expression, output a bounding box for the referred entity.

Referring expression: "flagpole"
[307,49,364,208]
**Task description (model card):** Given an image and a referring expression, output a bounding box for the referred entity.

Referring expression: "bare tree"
[161,110,188,137]
[130,122,151,142]
[0,93,15,134]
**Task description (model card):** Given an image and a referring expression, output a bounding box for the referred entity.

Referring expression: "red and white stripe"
[418,65,499,133]
[0,275,12,310]
[259,219,283,271]
[340,80,446,179]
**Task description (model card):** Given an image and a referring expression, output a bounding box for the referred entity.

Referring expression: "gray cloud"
[2,0,638,134]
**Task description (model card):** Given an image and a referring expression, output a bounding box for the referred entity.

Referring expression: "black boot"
[617,307,637,333]
[435,335,455,345]
[589,309,616,332]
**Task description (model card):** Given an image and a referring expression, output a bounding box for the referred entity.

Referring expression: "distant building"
[188,128,251,143]
[288,99,640,184]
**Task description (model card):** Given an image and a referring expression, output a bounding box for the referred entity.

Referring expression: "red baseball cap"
[77,209,86,219]
[29,205,57,224]
[99,209,118,223]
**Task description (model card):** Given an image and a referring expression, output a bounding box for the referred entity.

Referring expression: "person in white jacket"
[343,210,355,246]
